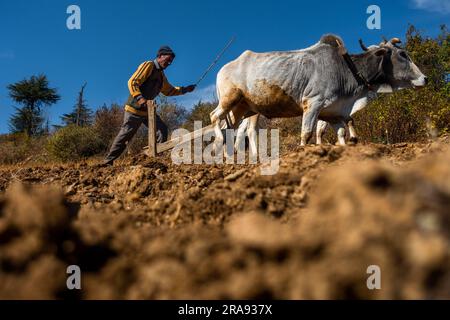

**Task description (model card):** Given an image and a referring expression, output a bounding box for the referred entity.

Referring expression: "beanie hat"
[157,45,175,58]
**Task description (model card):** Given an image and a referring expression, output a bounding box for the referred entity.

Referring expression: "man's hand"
[182,84,196,94]
[137,97,147,108]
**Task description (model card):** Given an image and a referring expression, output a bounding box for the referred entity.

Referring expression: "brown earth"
[0,137,449,299]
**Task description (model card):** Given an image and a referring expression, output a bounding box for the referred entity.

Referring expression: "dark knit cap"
[157,45,175,58]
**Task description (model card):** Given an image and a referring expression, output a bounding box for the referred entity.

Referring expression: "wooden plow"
[144,100,217,157]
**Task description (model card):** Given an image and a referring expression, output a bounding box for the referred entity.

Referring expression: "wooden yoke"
[147,100,157,157]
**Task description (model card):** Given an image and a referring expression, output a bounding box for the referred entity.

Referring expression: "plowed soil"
[1,137,449,299]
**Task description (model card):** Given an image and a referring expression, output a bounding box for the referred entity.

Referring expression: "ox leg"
[235,114,259,155]
[224,103,248,157]
[316,120,328,145]
[329,120,346,146]
[301,102,322,146]
[347,118,358,144]
[235,118,249,153]
[212,119,225,156]
[247,114,259,158]
[209,89,244,156]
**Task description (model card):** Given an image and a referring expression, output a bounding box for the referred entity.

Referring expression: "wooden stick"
[196,36,235,86]
[147,100,157,157]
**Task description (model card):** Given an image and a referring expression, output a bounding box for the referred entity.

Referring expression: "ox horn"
[390,37,402,45]
[379,36,388,47]
[359,38,369,51]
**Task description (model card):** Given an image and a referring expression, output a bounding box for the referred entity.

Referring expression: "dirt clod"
[0,140,449,299]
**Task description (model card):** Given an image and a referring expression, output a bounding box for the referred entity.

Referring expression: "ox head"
[359,37,427,91]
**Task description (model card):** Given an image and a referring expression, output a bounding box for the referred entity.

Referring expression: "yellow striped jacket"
[125,59,184,116]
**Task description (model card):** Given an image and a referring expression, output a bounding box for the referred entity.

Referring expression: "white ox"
[211,34,427,154]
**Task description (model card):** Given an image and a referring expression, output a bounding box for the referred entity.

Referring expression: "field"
[1,136,449,299]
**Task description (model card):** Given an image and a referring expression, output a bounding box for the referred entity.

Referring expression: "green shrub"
[266,117,302,137]
[0,133,48,165]
[46,125,106,161]
[354,87,450,144]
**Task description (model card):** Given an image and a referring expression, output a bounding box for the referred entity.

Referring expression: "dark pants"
[105,111,168,163]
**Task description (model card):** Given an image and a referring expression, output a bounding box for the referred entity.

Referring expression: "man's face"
[157,54,174,69]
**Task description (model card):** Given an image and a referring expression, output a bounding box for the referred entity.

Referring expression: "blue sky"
[0,0,448,133]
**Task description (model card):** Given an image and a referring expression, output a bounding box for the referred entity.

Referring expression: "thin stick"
[196,36,235,86]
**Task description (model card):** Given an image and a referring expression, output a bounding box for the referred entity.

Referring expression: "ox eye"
[399,52,408,60]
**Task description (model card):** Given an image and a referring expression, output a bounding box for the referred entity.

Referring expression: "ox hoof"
[349,137,358,145]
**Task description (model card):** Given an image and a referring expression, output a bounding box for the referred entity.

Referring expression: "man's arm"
[128,61,154,103]
[161,73,196,96]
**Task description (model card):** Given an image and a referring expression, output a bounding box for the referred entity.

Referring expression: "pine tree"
[61,82,93,126]
[9,106,45,136]
[8,74,60,136]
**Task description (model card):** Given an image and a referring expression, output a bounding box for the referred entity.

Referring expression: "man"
[103,45,196,165]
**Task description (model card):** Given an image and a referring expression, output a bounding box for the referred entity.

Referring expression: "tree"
[405,24,449,91]
[9,106,44,136]
[157,95,188,132]
[93,103,124,150]
[61,82,93,126]
[183,99,218,131]
[8,74,60,136]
